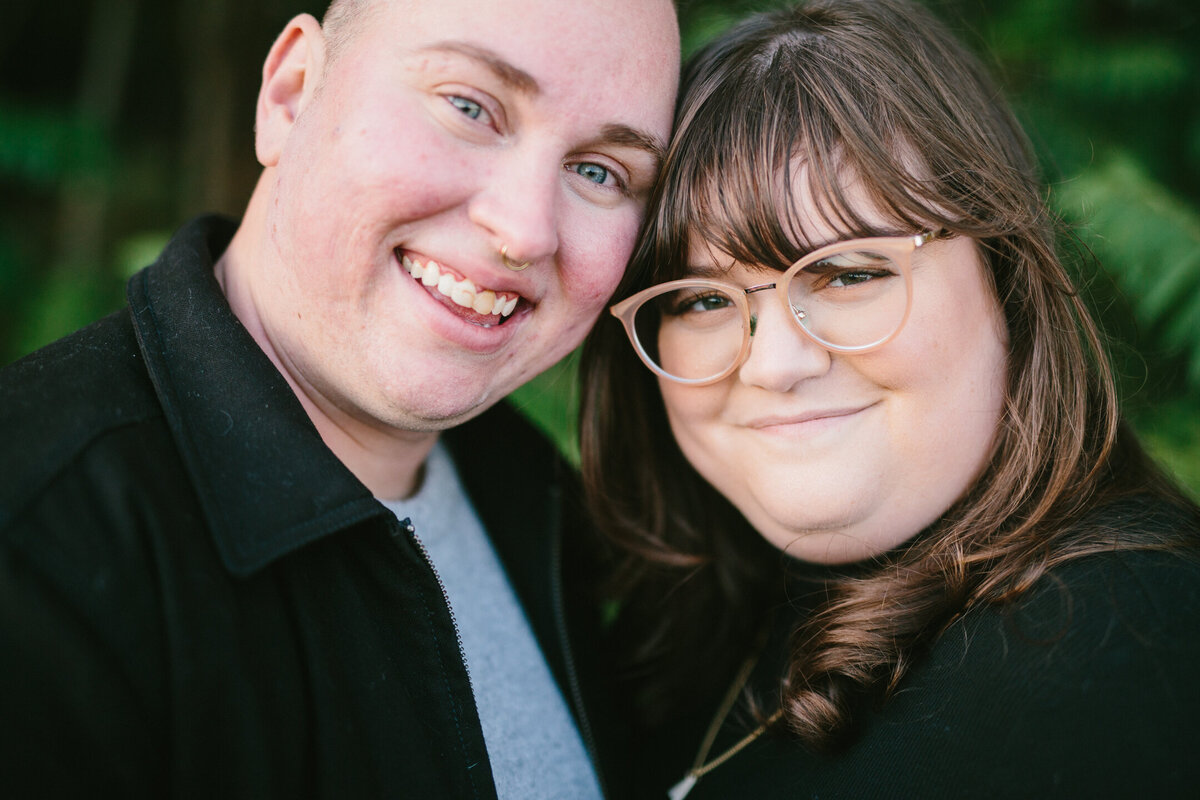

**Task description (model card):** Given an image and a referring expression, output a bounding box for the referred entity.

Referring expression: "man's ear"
[255,14,327,167]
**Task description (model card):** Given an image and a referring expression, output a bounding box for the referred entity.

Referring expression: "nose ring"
[500,244,531,272]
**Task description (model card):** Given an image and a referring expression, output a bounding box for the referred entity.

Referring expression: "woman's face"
[658,186,1009,564]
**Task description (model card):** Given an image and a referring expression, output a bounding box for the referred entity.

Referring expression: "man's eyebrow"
[414,43,665,170]
[597,123,666,172]
[416,41,540,96]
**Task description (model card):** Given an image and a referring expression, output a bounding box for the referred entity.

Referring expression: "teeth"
[421,260,440,286]
[450,279,476,309]
[401,253,519,317]
[473,290,496,314]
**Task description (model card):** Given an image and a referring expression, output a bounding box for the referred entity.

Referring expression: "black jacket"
[0,216,613,799]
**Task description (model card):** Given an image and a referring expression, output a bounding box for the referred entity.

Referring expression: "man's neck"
[215,174,437,501]
[301,399,439,501]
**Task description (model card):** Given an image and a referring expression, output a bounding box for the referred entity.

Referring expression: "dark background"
[2,0,1197,494]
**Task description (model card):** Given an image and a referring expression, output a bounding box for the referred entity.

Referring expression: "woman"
[579,0,1200,797]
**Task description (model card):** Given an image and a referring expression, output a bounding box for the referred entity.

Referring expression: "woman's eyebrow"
[415,41,541,96]
[685,263,735,279]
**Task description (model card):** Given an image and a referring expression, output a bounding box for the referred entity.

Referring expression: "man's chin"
[385,392,505,434]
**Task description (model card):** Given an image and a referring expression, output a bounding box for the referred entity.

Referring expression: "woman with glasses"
[580,0,1200,797]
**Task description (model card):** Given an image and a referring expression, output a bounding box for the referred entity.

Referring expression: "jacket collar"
[128,216,567,587]
[127,216,386,576]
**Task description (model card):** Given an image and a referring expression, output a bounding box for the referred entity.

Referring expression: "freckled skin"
[662,216,1008,564]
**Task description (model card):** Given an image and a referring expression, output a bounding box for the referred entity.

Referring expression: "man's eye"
[573,162,611,186]
[447,95,486,122]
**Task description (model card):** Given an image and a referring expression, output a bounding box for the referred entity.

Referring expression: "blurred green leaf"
[0,99,113,187]
[9,263,121,361]
[1135,395,1200,500]
[1048,41,1188,101]
[506,347,580,465]
[1054,152,1200,391]
[508,349,582,466]
[681,7,743,57]
[982,0,1081,62]
[115,230,170,278]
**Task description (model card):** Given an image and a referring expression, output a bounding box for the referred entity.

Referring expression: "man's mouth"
[399,251,522,325]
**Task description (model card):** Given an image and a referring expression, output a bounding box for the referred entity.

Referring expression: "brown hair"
[579,0,1199,750]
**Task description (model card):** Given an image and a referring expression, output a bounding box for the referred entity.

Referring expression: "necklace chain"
[667,649,782,800]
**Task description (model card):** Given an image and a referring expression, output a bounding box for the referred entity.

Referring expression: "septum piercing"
[500,244,531,272]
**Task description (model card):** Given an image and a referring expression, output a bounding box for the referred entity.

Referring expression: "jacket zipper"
[393,516,476,696]
[394,513,607,798]
[390,516,486,794]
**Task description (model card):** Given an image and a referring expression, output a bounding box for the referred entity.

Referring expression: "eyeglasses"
[610,232,936,386]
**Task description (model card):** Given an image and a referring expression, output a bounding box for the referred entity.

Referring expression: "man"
[0,0,679,796]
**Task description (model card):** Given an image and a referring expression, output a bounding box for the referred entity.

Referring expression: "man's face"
[251,0,679,436]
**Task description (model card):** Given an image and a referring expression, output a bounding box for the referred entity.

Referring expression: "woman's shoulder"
[792,496,1200,797]
[870,513,1200,796]
[944,543,1200,700]
[935,491,1200,695]
[1015,493,1200,653]
[984,492,1200,648]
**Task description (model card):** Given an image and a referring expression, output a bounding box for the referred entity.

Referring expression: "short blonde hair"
[321,0,385,67]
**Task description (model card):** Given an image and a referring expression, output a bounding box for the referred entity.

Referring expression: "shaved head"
[322,0,386,65]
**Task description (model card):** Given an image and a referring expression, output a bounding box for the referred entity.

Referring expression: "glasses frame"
[610,232,936,386]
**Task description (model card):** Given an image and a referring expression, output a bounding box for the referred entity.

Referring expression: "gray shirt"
[380,442,602,800]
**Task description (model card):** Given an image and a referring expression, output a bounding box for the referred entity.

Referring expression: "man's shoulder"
[0,310,164,528]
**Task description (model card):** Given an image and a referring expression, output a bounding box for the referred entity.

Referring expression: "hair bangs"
[658,21,959,286]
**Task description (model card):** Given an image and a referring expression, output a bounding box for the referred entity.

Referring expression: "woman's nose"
[736,298,832,392]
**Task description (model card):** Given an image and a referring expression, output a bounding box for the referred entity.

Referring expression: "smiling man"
[0,0,679,796]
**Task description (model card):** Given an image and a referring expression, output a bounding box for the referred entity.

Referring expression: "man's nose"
[736,297,832,392]
[467,141,561,264]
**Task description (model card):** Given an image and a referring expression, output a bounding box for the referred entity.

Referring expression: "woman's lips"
[744,403,876,430]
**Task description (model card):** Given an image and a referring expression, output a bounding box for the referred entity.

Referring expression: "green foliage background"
[2,0,1198,496]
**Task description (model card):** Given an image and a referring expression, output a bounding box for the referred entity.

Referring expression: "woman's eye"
[447,95,489,124]
[808,253,897,289]
[668,291,732,315]
[572,162,612,186]
[826,269,885,287]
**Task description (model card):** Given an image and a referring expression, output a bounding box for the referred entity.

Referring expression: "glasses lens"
[631,285,745,382]
[785,246,909,350]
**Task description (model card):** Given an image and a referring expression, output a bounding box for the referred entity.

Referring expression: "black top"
[632,504,1200,799]
[0,216,614,799]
